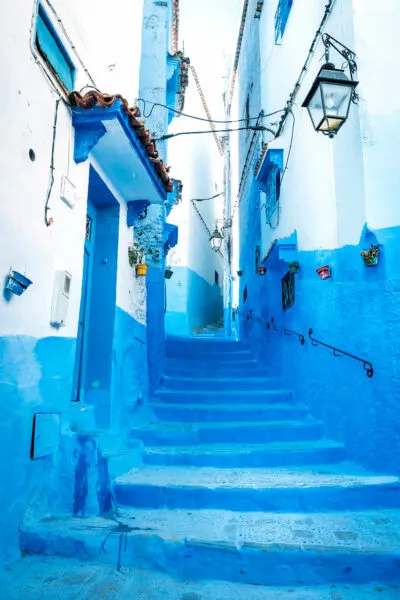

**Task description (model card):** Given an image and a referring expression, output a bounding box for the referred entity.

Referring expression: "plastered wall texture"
[0,0,172,567]
[233,0,400,474]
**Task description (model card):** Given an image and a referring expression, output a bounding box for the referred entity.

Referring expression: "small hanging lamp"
[210,227,224,252]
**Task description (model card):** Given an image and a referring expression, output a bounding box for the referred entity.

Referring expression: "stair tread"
[3,556,399,599]
[22,508,400,554]
[155,388,292,395]
[132,418,322,431]
[151,402,304,410]
[143,439,344,455]
[115,463,400,490]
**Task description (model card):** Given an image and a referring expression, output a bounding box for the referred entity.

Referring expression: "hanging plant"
[361,244,380,267]
[128,243,144,267]
[288,261,300,274]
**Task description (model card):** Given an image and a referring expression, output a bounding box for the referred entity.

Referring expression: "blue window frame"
[257,149,283,225]
[35,4,75,90]
[274,0,293,43]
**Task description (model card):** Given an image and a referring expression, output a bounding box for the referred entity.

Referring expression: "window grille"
[274,0,293,43]
[257,149,283,227]
[264,164,281,223]
[282,271,295,310]
[85,216,92,242]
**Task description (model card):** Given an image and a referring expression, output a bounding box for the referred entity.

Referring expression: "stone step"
[164,366,268,378]
[129,419,324,446]
[151,402,308,422]
[20,510,400,587]
[142,439,346,468]
[114,464,400,512]
[159,375,281,391]
[165,357,259,370]
[166,349,254,362]
[166,337,245,352]
[153,388,293,404]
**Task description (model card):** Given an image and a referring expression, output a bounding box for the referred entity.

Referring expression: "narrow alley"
[1,0,400,598]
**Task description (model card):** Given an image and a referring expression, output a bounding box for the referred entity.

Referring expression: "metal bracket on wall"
[308,328,374,378]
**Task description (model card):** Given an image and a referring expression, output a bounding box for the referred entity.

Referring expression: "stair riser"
[165,368,267,378]
[130,423,324,446]
[152,406,307,423]
[142,446,346,468]
[165,360,259,370]
[153,392,293,404]
[166,355,254,364]
[114,483,400,513]
[166,343,247,354]
[20,529,400,586]
[160,379,280,391]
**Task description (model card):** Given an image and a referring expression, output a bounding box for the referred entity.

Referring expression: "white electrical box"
[50,271,72,327]
[60,175,76,208]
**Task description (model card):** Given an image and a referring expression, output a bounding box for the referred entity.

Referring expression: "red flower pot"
[316,265,331,280]
[258,266,267,275]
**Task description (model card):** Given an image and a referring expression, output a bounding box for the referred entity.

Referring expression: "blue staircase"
[18,336,400,597]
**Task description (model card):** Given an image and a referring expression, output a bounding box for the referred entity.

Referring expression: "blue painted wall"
[238,224,400,475]
[0,335,75,567]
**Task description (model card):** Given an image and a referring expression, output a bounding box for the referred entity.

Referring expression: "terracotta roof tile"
[68,90,174,193]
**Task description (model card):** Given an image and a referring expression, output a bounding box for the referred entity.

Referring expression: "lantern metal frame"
[302,33,359,138]
[209,217,232,252]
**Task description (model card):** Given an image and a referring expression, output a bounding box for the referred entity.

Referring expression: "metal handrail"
[308,328,374,378]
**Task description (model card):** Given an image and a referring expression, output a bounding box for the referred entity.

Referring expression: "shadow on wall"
[165,266,223,336]
[238,224,400,475]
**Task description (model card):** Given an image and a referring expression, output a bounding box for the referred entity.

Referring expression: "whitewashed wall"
[0,0,144,339]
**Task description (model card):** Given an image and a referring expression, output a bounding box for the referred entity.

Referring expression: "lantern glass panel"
[306,85,325,130]
[320,82,353,119]
[210,234,223,251]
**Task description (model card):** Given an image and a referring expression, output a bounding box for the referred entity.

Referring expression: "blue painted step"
[165,359,260,373]
[153,389,294,404]
[166,350,255,362]
[129,419,324,446]
[151,402,308,422]
[142,439,346,468]
[160,375,282,391]
[19,509,400,587]
[114,465,400,512]
[165,366,268,378]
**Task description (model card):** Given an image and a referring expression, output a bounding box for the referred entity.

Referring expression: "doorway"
[72,168,120,428]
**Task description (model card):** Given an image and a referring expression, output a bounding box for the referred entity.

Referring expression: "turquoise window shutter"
[36,5,75,90]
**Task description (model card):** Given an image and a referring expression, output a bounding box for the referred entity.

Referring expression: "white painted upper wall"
[231,0,400,258]
[0,0,145,338]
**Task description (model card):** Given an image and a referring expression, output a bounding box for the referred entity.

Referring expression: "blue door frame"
[72,200,97,402]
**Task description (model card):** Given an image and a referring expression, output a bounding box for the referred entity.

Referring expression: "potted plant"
[361,244,380,267]
[165,267,173,279]
[289,261,300,274]
[128,243,148,277]
[316,265,331,280]
[5,270,32,296]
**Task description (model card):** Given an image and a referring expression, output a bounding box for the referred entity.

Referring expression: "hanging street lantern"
[302,63,358,138]
[302,34,359,138]
[210,227,224,252]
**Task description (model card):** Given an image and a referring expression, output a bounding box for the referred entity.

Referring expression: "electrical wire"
[192,192,224,202]
[45,98,62,226]
[137,97,285,125]
[45,0,97,87]
[191,200,224,258]
[155,125,273,142]
[275,0,337,136]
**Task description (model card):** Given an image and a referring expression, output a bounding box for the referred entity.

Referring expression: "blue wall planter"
[5,271,32,296]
